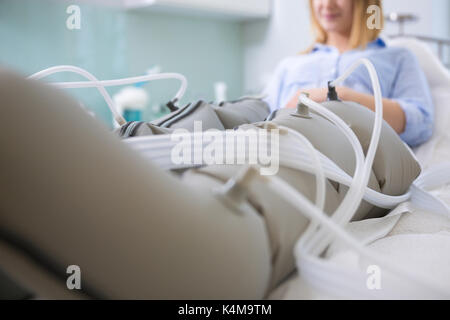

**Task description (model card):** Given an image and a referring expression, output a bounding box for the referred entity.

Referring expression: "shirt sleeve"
[262,59,288,112]
[390,49,434,148]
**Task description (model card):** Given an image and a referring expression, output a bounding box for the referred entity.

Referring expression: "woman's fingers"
[285,88,329,109]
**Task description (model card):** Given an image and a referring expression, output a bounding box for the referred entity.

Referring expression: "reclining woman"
[0,0,423,300]
[263,0,434,147]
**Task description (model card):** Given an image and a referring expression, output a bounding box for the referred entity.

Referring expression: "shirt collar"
[311,37,386,52]
[369,37,387,48]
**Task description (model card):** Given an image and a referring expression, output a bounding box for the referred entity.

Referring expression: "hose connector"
[166,99,179,112]
[327,81,340,101]
[292,92,312,119]
[213,166,263,215]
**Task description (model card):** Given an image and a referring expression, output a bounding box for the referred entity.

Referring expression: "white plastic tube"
[29,65,188,126]
[29,65,126,126]
[278,126,326,211]
[293,93,370,254]
[301,58,384,256]
[128,134,447,217]
[278,126,327,252]
[278,148,410,208]
[124,133,411,208]
[54,73,187,103]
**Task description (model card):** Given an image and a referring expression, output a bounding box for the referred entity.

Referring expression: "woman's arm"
[285,87,406,134]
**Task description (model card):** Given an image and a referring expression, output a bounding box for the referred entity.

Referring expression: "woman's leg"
[0,69,272,299]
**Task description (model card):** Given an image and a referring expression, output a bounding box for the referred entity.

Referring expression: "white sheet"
[268,198,450,299]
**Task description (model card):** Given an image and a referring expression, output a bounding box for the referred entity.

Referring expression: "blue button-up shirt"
[263,38,434,147]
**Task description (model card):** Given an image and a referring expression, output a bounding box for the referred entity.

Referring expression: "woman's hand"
[285,88,327,109]
[285,87,406,134]
[285,87,348,108]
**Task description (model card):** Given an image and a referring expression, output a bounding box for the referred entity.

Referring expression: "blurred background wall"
[0,0,449,127]
[0,0,243,126]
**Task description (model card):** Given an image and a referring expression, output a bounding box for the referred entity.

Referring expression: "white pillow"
[386,37,450,90]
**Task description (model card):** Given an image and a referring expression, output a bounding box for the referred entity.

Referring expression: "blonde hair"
[305,0,384,52]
